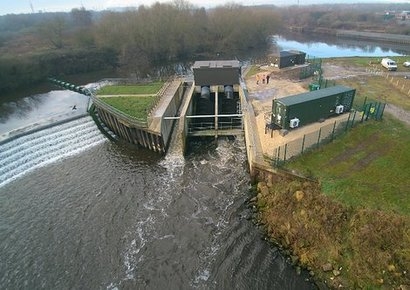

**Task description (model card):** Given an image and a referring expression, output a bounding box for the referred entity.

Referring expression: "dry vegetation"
[254,178,410,289]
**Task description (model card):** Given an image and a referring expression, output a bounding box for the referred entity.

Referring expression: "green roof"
[277,85,354,106]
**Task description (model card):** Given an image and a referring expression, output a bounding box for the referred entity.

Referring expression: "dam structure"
[90,60,253,155]
[47,60,263,175]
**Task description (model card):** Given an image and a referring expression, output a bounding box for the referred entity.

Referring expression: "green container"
[309,83,320,91]
[271,85,355,130]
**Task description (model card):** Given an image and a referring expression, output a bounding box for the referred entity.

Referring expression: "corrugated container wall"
[271,85,356,130]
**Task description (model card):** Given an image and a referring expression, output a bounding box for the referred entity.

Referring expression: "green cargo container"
[271,85,355,130]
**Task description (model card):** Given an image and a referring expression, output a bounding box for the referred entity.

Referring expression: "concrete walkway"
[148,79,182,133]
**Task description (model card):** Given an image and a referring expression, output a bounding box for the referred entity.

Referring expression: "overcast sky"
[0,0,408,15]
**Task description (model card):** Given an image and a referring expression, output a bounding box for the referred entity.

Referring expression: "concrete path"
[148,79,182,133]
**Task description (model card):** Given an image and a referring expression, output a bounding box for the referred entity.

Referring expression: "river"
[0,120,314,289]
[2,34,407,290]
[273,33,410,58]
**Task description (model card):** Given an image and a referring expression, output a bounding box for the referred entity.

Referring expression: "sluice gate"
[187,60,244,138]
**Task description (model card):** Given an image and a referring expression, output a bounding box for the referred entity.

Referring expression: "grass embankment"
[97,82,163,95]
[97,82,164,120]
[256,118,410,288]
[255,57,410,289]
[289,116,410,215]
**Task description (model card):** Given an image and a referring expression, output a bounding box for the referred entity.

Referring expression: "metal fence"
[366,65,410,97]
[271,110,361,166]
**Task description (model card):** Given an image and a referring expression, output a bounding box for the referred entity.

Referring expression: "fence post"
[317,128,322,147]
[345,111,352,131]
[376,102,384,120]
[360,104,367,123]
[301,134,306,154]
[351,110,357,127]
[378,103,386,120]
[365,104,371,121]
[277,146,281,166]
[284,144,288,163]
[331,121,336,141]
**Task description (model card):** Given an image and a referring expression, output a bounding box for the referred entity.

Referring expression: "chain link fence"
[272,111,361,166]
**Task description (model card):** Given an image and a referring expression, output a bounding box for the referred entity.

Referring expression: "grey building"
[272,50,306,69]
[192,60,241,86]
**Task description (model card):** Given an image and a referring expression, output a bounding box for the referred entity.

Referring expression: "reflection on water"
[0,90,89,136]
[273,33,410,58]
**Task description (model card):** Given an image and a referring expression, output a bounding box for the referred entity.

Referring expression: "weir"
[0,116,106,187]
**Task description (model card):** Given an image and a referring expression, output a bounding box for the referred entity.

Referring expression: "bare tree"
[39,16,66,49]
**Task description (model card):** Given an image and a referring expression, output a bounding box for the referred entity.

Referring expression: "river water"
[273,33,410,57]
[0,117,315,289]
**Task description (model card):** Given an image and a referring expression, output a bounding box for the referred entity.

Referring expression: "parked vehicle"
[381,58,398,71]
[403,61,410,67]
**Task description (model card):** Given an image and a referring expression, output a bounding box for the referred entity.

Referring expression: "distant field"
[284,115,410,216]
[324,58,410,111]
[325,56,410,71]
[97,82,164,95]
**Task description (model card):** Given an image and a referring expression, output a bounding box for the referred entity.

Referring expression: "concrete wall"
[239,82,264,177]
[160,81,186,151]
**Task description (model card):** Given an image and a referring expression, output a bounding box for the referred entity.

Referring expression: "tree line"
[279,3,410,34]
[0,2,280,94]
[1,1,409,94]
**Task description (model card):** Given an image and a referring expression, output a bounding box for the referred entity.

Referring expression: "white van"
[381,58,397,71]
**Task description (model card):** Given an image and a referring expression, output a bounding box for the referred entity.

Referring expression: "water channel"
[273,33,410,57]
[1,34,409,289]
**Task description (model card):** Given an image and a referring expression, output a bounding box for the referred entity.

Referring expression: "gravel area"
[244,63,410,157]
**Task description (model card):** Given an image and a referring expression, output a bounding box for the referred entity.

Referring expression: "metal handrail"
[91,95,148,128]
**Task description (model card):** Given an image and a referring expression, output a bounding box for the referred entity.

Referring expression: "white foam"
[0,116,107,187]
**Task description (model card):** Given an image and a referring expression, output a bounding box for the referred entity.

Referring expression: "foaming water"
[0,135,316,290]
[0,116,107,187]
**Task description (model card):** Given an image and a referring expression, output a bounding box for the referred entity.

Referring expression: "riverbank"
[244,59,410,289]
[252,177,409,289]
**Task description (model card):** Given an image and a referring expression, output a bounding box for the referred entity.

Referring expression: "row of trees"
[94,3,280,76]
[279,3,410,33]
[0,2,281,93]
[1,1,409,93]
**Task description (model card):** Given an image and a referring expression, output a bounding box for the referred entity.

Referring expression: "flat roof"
[277,85,354,106]
[274,50,305,57]
[193,60,240,69]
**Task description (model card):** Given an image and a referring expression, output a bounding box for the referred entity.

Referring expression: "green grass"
[97,82,164,95]
[325,56,410,71]
[284,116,410,216]
[99,96,156,120]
